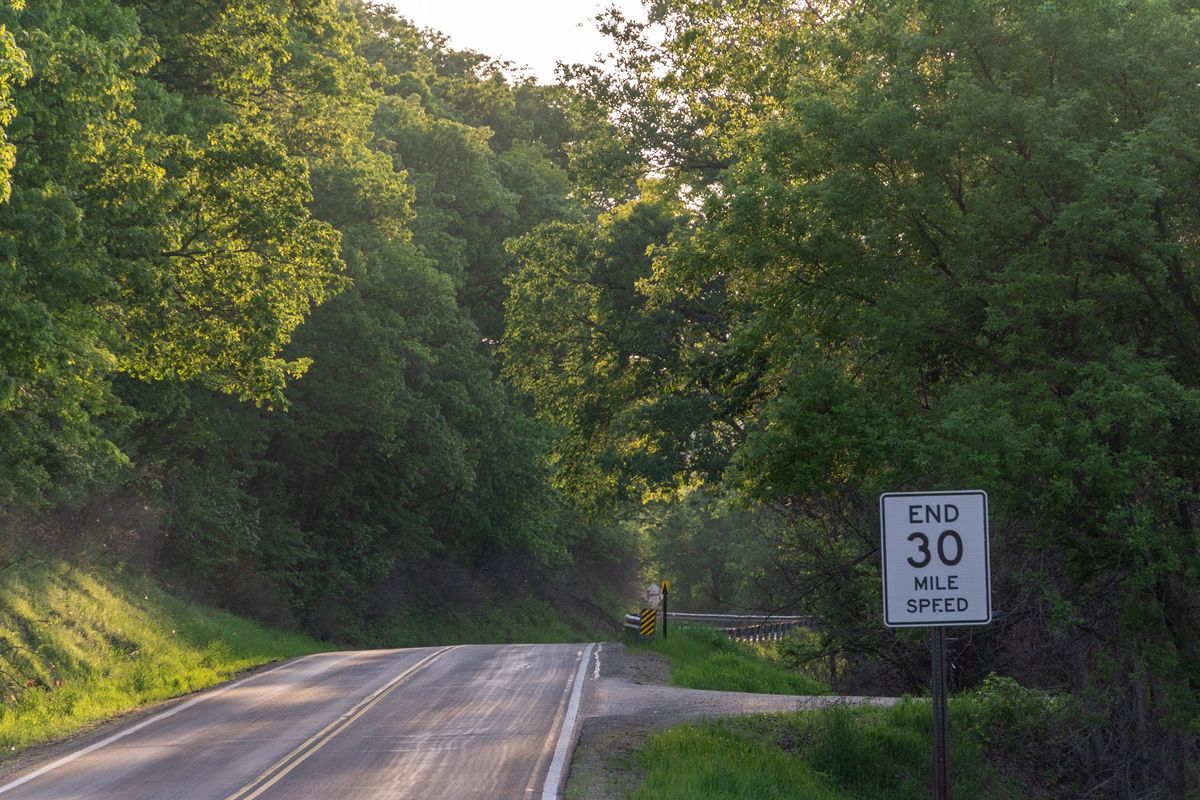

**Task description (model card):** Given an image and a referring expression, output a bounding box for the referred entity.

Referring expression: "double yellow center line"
[223,646,456,800]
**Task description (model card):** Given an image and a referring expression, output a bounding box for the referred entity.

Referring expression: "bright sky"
[385,0,646,83]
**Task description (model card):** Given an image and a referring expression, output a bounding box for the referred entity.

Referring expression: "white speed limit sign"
[880,491,992,627]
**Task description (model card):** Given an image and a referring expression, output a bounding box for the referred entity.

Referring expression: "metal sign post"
[931,626,951,800]
[880,490,991,800]
[661,580,669,639]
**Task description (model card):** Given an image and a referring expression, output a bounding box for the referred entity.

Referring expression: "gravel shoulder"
[564,642,897,800]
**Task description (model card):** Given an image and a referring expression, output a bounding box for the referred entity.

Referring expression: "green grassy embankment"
[0,560,327,755]
[635,625,828,695]
[620,627,1014,798]
[631,700,1015,800]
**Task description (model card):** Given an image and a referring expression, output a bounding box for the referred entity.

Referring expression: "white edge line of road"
[0,653,322,796]
[541,642,596,800]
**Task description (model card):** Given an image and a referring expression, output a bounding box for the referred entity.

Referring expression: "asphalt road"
[0,644,593,800]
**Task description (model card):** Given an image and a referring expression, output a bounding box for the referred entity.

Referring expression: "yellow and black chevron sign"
[639,608,656,637]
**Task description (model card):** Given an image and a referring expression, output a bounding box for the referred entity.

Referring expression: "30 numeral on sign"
[905,530,963,568]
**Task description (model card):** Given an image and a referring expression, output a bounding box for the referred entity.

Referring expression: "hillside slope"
[0,560,326,755]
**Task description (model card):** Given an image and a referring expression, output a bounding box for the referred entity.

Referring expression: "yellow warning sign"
[639,608,656,637]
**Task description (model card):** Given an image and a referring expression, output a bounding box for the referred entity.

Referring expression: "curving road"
[0,644,593,800]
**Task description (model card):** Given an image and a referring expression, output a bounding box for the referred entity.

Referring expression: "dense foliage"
[504,1,1200,797]
[0,0,626,640]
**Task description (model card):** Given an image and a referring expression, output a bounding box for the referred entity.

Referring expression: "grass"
[635,625,828,695]
[632,699,1017,800]
[0,559,327,755]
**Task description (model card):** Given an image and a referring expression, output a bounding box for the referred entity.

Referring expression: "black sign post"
[661,580,668,639]
[931,626,951,800]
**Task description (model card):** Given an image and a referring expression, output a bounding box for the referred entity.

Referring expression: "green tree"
[0,13,28,203]
[559,0,812,201]
[139,0,592,634]
[0,0,157,506]
[640,495,779,613]
[355,3,577,340]
[507,0,1200,793]
[120,0,376,402]
[503,187,732,511]
[0,0,354,519]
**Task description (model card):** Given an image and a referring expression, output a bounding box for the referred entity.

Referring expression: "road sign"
[644,583,663,609]
[880,491,991,628]
[639,608,656,637]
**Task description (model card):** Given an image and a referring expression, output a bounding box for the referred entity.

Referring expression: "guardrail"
[665,612,812,643]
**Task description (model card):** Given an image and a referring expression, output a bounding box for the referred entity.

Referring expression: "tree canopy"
[504,0,1200,795]
[0,0,617,636]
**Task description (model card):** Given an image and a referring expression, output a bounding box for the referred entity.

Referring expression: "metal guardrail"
[666,612,812,643]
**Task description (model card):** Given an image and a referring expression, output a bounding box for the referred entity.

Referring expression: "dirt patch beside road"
[591,640,671,686]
